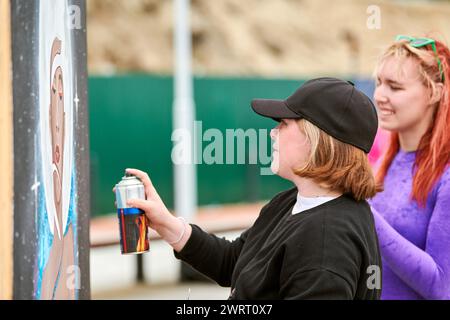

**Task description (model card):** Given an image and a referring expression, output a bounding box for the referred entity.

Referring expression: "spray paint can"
[115,172,149,254]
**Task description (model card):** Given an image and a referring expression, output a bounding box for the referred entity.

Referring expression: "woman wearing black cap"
[123,77,382,300]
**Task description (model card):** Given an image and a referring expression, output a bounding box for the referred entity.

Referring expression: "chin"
[379,122,397,132]
[379,118,402,131]
[270,166,278,175]
[272,164,289,179]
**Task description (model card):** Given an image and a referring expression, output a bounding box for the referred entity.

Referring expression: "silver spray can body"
[115,173,149,254]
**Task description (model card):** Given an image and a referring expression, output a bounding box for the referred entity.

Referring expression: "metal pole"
[173,0,197,223]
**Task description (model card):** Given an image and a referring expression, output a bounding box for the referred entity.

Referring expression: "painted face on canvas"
[38,2,77,300]
[49,38,65,212]
[270,119,310,180]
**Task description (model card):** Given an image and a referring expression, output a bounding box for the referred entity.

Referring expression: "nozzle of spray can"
[125,170,133,177]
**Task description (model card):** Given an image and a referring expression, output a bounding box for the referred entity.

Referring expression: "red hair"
[376,38,450,207]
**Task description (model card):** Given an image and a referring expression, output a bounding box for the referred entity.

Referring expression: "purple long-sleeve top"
[369,149,450,299]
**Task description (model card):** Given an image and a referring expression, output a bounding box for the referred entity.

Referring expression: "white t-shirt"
[291,192,339,214]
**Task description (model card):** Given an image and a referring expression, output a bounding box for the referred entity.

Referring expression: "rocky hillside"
[87,0,450,77]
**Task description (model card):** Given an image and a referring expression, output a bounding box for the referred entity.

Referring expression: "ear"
[430,82,444,105]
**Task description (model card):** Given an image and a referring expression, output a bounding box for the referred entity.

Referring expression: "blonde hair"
[294,119,381,201]
[373,40,443,103]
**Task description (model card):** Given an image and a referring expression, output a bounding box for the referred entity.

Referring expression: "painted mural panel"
[12,0,89,299]
[36,0,77,300]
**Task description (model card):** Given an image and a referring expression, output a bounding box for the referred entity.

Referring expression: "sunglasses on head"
[395,35,444,82]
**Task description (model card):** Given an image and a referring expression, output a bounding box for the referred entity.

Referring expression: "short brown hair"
[293,119,381,201]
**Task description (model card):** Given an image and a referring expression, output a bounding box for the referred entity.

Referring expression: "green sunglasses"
[395,35,444,81]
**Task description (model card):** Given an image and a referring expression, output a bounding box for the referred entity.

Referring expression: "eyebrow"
[377,76,403,86]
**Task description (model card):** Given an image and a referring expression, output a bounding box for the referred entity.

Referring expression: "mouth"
[378,108,395,116]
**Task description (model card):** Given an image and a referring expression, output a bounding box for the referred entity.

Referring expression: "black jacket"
[175,187,382,299]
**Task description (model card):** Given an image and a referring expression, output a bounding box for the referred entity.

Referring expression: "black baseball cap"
[251,77,378,153]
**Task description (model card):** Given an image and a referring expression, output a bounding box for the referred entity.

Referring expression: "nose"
[270,128,278,140]
[374,85,388,105]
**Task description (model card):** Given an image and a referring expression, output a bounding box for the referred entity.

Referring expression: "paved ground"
[92,282,230,300]
[90,230,242,300]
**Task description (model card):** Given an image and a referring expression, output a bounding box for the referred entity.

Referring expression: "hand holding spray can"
[115,172,149,254]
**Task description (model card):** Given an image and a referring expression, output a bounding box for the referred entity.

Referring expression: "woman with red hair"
[371,35,450,299]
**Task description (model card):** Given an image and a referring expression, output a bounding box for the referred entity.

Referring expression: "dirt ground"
[87,0,450,77]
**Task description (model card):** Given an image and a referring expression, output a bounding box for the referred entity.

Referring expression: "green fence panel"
[89,75,304,216]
